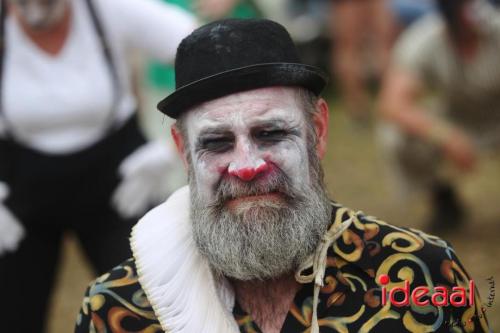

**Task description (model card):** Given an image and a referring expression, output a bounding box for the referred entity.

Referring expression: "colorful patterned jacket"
[75,201,490,333]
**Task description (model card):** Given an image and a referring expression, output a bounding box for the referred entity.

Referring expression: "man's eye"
[256,130,288,141]
[201,138,233,152]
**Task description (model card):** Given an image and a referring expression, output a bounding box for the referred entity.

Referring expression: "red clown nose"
[228,161,269,181]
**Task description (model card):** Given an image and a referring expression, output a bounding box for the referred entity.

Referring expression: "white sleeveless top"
[1,0,195,154]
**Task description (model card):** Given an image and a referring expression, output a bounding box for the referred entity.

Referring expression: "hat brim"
[157,63,329,119]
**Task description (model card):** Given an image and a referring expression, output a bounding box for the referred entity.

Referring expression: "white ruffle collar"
[130,186,354,333]
[130,186,240,333]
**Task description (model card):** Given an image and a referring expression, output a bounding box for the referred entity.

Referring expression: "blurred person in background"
[284,0,331,72]
[390,0,435,29]
[0,0,196,331]
[378,0,500,232]
[329,0,395,122]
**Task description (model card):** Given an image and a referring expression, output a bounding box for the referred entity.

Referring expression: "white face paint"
[183,87,312,208]
[10,0,68,30]
[183,87,332,280]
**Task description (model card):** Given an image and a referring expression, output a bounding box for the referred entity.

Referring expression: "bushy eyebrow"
[195,118,302,141]
[249,119,303,139]
[196,125,233,138]
[247,118,296,129]
[195,118,292,138]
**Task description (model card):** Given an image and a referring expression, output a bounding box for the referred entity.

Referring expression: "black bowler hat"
[157,18,329,119]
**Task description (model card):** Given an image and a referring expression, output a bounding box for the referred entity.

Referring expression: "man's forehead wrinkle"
[185,87,305,139]
[249,105,304,124]
[248,118,291,128]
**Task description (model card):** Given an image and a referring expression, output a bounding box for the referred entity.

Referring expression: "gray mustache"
[210,168,305,207]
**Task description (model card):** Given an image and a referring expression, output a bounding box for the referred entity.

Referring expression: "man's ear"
[171,124,188,168]
[313,98,329,159]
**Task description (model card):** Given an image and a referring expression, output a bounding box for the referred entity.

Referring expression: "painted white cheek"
[268,141,298,163]
[296,143,311,175]
[271,143,308,178]
[195,164,217,201]
[197,159,219,181]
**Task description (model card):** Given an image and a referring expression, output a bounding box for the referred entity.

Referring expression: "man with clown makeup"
[75,19,490,333]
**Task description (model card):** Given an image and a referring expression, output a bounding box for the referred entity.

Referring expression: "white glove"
[112,140,177,218]
[0,182,25,256]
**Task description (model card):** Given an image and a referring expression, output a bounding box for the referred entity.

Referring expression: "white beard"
[189,154,332,280]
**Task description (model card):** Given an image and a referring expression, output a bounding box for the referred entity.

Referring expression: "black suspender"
[0,0,121,138]
[0,0,13,139]
[0,1,5,104]
[83,0,121,132]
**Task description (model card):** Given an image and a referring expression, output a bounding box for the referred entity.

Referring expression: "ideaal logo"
[378,274,475,307]
[378,275,495,328]
[446,276,495,328]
